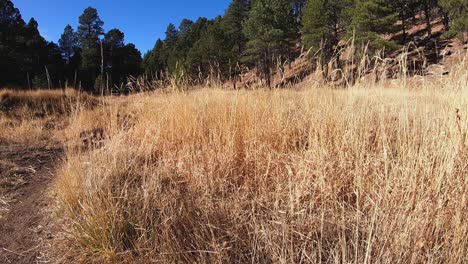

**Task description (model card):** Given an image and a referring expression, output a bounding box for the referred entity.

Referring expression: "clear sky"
[12,0,232,54]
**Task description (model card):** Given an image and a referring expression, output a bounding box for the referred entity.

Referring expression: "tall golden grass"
[52,59,467,263]
[0,89,98,143]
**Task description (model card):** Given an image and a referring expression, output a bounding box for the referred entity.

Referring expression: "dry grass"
[51,63,468,263]
[0,88,97,115]
[0,88,98,143]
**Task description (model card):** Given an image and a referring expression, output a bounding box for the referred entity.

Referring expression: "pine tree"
[440,0,468,41]
[222,0,249,81]
[0,0,26,85]
[59,25,81,87]
[175,19,195,67]
[143,39,165,78]
[113,43,142,88]
[120,43,142,78]
[421,0,437,37]
[23,18,50,86]
[77,7,104,90]
[349,0,399,52]
[59,25,78,63]
[1,1,65,87]
[161,23,179,72]
[302,0,352,74]
[42,41,66,88]
[77,7,104,42]
[178,19,193,36]
[102,29,124,86]
[189,17,231,81]
[243,0,298,88]
[222,0,249,55]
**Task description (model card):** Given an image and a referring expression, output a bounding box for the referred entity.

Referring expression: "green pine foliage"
[59,25,78,63]
[0,0,64,87]
[243,0,298,88]
[350,0,400,51]
[1,1,142,91]
[143,39,164,78]
[222,0,249,77]
[142,1,251,83]
[103,29,142,86]
[77,7,104,89]
[302,0,352,61]
[190,17,232,80]
[440,0,468,41]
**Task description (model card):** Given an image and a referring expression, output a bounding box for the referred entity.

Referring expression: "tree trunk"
[443,12,450,31]
[100,39,104,96]
[424,2,432,38]
[263,49,272,89]
[74,69,78,89]
[45,66,51,90]
[26,72,31,89]
[401,9,407,44]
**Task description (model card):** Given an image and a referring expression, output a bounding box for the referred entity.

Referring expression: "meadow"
[0,62,467,263]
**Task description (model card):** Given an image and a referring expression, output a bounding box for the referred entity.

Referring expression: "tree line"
[1,1,141,92]
[1,0,467,91]
[143,0,466,88]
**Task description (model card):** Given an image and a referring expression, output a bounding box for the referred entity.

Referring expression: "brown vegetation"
[0,89,98,144]
[52,61,468,263]
[0,56,466,263]
[0,89,98,117]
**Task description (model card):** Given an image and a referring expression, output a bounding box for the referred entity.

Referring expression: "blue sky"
[12,0,232,54]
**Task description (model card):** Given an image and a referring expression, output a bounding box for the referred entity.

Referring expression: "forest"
[1,0,467,91]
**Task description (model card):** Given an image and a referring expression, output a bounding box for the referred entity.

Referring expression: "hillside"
[236,15,468,89]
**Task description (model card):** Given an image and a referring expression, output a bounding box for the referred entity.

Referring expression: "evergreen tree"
[388,1,407,43]
[243,0,298,88]
[349,0,399,52]
[1,1,66,88]
[59,25,81,87]
[189,17,231,81]
[302,0,353,75]
[420,0,432,37]
[161,23,179,72]
[440,0,468,41]
[119,43,142,81]
[175,19,195,68]
[77,7,104,42]
[77,7,104,90]
[43,41,66,87]
[222,0,249,81]
[178,19,194,36]
[143,39,165,78]
[59,24,78,63]
[0,0,26,86]
[222,0,249,55]
[23,18,49,86]
[103,29,124,86]
[59,25,80,87]
[104,29,125,56]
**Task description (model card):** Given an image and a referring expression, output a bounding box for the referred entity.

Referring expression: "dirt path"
[0,139,62,264]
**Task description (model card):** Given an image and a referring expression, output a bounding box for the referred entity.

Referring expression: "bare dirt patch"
[0,138,62,264]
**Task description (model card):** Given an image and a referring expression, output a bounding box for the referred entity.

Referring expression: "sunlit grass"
[53,68,467,263]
